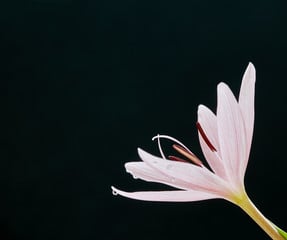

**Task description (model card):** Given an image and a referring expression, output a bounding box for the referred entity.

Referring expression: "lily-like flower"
[112,63,285,240]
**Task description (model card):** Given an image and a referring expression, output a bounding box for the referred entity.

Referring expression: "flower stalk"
[233,192,284,240]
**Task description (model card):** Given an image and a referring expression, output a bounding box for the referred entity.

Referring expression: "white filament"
[152,134,167,159]
[152,134,195,158]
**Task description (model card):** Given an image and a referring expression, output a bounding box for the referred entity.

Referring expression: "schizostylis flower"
[112,63,286,240]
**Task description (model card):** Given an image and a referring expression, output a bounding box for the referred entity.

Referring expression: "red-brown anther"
[196,122,217,152]
[168,155,189,163]
[172,144,203,167]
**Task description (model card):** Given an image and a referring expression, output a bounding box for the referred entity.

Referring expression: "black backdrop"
[0,1,287,239]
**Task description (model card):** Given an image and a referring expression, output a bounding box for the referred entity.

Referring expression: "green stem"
[236,194,284,240]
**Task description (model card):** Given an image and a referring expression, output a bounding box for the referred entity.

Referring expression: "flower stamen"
[152,134,203,166]
[196,122,217,152]
[168,155,189,163]
[152,134,194,154]
[153,134,167,159]
[172,144,203,167]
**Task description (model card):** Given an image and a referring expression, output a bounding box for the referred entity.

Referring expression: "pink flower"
[112,63,255,204]
[112,63,286,239]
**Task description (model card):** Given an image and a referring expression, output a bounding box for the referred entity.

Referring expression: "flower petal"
[125,162,171,183]
[125,162,192,190]
[137,148,231,197]
[217,82,247,186]
[239,63,256,176]
[111,186,220,202]
[197,105,227,180]
[126,161,228,192]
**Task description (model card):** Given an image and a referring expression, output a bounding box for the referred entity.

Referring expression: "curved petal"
[111,186,221,202]
[239,63,256,177]
[125,162,195,191]
[137,148,231,197]
[217,83,247,186]
[197,105,227,180]
[125,162,171,183]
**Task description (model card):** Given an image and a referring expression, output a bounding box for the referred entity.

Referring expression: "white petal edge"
[111,186,221,202]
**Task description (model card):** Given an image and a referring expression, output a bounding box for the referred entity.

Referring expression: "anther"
[196,122,217,152]
[168,155,189,163]
[172,144,203,167]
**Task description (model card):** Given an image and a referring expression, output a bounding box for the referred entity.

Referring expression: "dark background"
[0,0,286,239]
